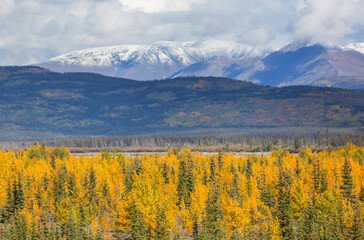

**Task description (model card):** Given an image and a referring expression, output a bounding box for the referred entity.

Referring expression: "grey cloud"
[0,0,363,65]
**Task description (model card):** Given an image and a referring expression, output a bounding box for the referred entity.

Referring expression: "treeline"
[1,131,362,150]
[0,144,363,239]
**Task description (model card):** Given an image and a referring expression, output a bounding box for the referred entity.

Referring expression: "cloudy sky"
[1,0,364,65]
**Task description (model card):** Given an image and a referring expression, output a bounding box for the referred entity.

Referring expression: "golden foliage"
[0,144,363,239]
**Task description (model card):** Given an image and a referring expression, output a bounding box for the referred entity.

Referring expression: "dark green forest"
[0,66,363,140]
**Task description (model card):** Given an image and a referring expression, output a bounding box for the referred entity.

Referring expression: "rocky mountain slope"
[173,41,364,90]
[38,40,364,90]
[38,40,268,80]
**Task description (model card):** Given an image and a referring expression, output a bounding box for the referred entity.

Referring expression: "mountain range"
[0,66,363,140]
[38,40,270,80]
[38,40,364,90]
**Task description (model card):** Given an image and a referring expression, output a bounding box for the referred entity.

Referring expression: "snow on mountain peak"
[47,40,267,67]
[279,40,314,52]
[342,43,364,54]
[39,40,270,80]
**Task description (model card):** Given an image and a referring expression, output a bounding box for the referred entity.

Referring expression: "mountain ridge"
[0,66,363,140]
[38,40,269,80]
[173,43,364,90]
[38,40,364,90]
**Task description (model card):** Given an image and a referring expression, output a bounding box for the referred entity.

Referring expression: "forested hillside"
[0,145,363,239]
[1,66,363,140]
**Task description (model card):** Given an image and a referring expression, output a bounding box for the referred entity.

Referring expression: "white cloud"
[0,0,363,65]
[294,0,364,44]
[0,0,15,19]
[119,0,205,13]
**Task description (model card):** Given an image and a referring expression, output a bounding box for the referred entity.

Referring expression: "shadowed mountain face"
[0,66,363,140]
[250,45,328,86]
[174,43,364,90]
[38,41,364,90]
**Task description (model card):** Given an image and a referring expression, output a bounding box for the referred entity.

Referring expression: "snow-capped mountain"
[38,40,270,80]
[38,40,364,90]
[173,41,364,90]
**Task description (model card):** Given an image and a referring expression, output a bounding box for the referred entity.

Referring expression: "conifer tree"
[40,217,50,240]
[294,135,302,151]
[245,158,253,179]
[312,159,321,193]
[77,206,89,239]
[276,168,293,239]
[49,222,62,240]
[101,180,110,206]
[94,230,104,240]
[64,212,77,240]
[317,193,346,240]
[162,162,170,184]
[54,166,67,204]
[50,153,56,170]
[124,166,135,193]
[202,169,208,185]
[210,156,216,182]
[2,180,14,221]
[155,206,169,240]
[359,185,364,202]
[349,202,364,240]
[7,214,28,240]
[192,217,199,240]
[177,155,194,207]
[88,167,97,203]
[14,178,25,212]
[295,158,302,177]
[260,171,275,209]
[229,164,241,203]
[29,221,40,240]
[68,172,76,199]
[133,157,142,175]
[340,158,355,204]
[130,202,147,240]
[200,183,225,240]
[297,200,319,240]
[320,170,328,193]
[229,229,241,240]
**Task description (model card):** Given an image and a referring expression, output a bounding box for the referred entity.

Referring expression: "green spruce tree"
[154,206,169,240]
[129,202,147,240]
[297,200,320,240]
[340,158,356,204]
[200,183,225,240]
[229,164,241,203]
[359,185,364,202]
[177,155,194,207]
[276,168,293,239]
[14,178,25,212]
[2,180,15,222]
